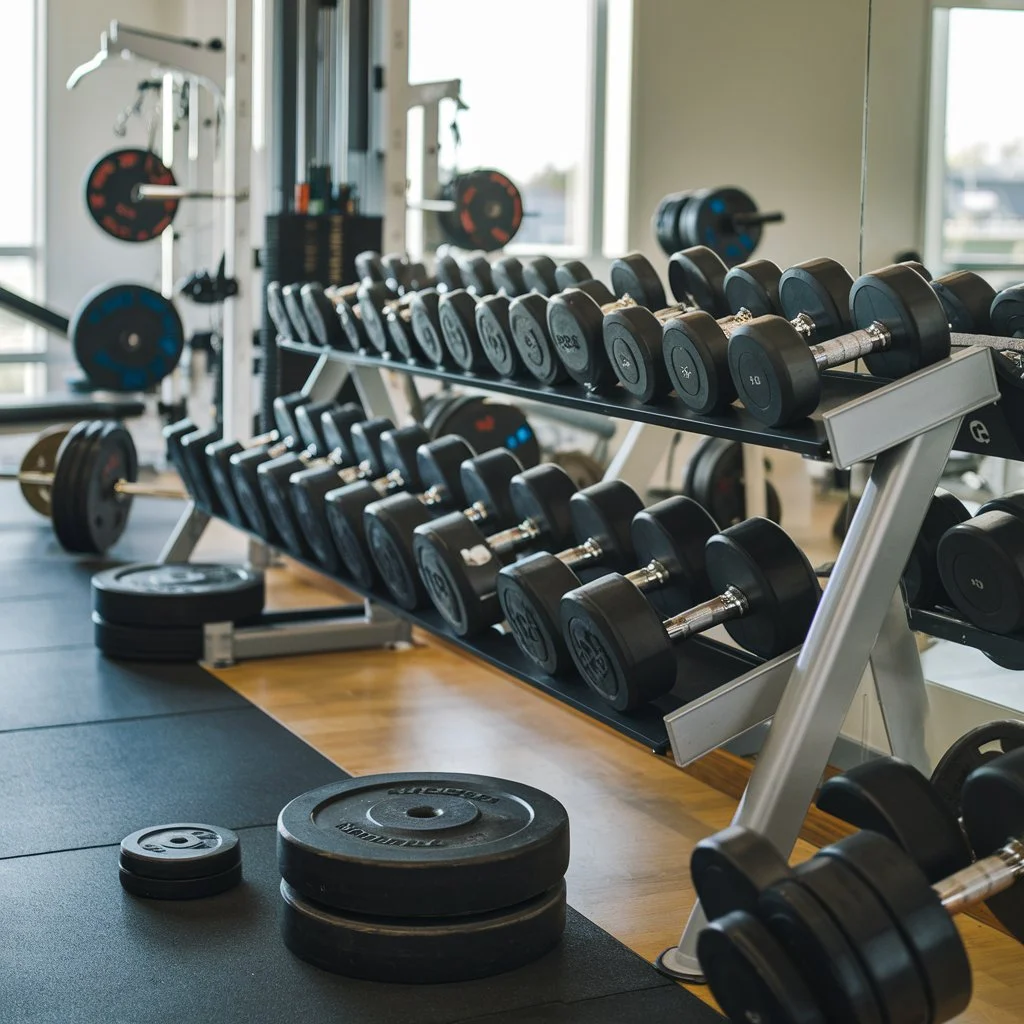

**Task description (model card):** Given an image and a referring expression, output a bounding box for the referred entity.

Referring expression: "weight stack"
[261,212,382,431]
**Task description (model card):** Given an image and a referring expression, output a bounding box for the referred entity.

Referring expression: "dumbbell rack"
[161,333,1003,980]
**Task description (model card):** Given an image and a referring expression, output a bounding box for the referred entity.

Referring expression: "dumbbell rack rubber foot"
[657,343,1000,981]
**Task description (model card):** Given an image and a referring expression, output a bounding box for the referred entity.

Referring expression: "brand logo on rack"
[968,419,991,444]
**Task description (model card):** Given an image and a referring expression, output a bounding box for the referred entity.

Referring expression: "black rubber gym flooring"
[0,487,723,1022]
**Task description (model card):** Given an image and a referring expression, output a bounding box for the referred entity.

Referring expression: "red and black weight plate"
[85,148,178,243]
[438,169,523,253]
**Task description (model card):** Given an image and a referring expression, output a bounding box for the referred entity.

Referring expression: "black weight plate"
[932,271,996,334]
[432,397,539,468]
[522,256,559,297]
[434,253,464,292]
[698,912,826,1024]
[180,428,223,514]
[266,281,296,340]
[662,313,734,414]
[476,295,523,378]
[273,392,309,442]
[685,437,782,528]
[92,611,204,662]
[690,825,791,921]
[381,425,431,488]
[439,290,487,372]
[70,284,185,391]
[119,861,242,900]
[80,420,137,554]
[491,256,527,297]
[931,721,1024,824]
[679,187,764,268]
[204,439,246,526]
[461,448,522,527]
[816,757,972,884]
[497,554,585,675]
[851,264,951,378]
[554,260,593,291]
[460,255,495,297]
[547,288,617,392]
[51,421,103,552]
[281,879,565,984]
[282,284,313,345]
[609,253,666,310]
[336,296,369,351]
[229,446,283,543]
[119,823,240,881]
[758,878,885,1024]
[509,293,566,385]
[84,147,178,243]
[443,169,523,252]
[992,284,1024,338]
[300,284,347,349]
[350,416,395,476]
[509,464,577,550]
[321,405,364,464]
[568,480,642,570]
[355,250,386,283]
[901,491,971,608]
[705,517,820,659]
[818,831,971,1024]
[667,246,729,316]
[386,307,416,360]
[723,260,783,317]
[602,305,670,403]
[794,857,931,1024]
[324,481,385,588]
[291,465,348,574]
[961,745,1024,942]
[364,496,433,609]
[356,282,397,355]
[778,259,854,340]
[163,418,202,498]
[652,192,693,256]
[417,435,473,506]
[259,455,318,558]
[294,400,337,457]
[277,772,569,917]
[92,562,265,627]
[409,289,451,366]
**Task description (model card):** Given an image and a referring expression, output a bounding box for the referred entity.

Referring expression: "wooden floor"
[203,560,1024,1022]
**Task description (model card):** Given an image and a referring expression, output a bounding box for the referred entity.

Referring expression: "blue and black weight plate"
[85,147,178,243]
[69,284,185,392]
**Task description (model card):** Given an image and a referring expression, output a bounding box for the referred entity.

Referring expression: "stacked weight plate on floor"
[91,562,266,661]
[119,823,242,900]
[277,772,570,983]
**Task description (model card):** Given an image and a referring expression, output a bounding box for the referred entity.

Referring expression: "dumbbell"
[597,247,759,405]
[362,448,525,609]
[438,258,593,375]
[413,463,580,636]
[561,516,820,710]
[320,428,463,586]
[0,419,186,554]
[695,748,1024,1024]
[511,255,669,387]
[728,263,950,426]
[992,283,1024,338]
[900,491,970,609]
[498,495,717,676]
[936,489,1024,633]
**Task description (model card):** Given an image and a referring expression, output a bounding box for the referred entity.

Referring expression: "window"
[0,0,44,394]
[407,0,602,255]
[926,4,1024,284]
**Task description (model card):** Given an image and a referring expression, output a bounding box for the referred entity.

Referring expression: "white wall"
[624,0,872,277]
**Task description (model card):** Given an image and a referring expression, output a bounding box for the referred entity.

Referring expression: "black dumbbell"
[512,255,668,387]
[600,247,749,405]
[363,448,524,609]
[728,264,950,427]
[992,284,1024,338]
[413,463,579,636]
[321,429,465,587]
[497,495,717,676]
[562,517,820,710]
[936,490,1024,633]
[900,491,970,609]
[545,253,691,393]
[438,259,592,375]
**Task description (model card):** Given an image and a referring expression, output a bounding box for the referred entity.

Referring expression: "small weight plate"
[92,562,265,627]
[350,416,395,476]
[364,495,433,609]
[508,464,577,551]
[277,772,569,917]
[92,612,204,662]
[120,823,240,881]
[662,312,734,414]
[164,418,203,498]
[522,256,559,297]
[84,148,178,243]
[602,305,670,403]
[294,400,337,457]
[723,259,783,317]
[381,425,431,488]
[931,721,1024,823]
[691,826,791,921]
[652,192,693,256]
[120,861,242,900]
[698,912,827,1024]
[417,435,473,506]
[69,284,185,392]
[667,246,729,316]
[568,480,642,571]
[705,517,820,659]
[18,425,70,516]
[71,420,137,554]
[509,293,566,385]
[851,264,951,379]
[932,271,996,334]
[679,187,766,268]
[609,253,666,310]
[281,879,565,983]
[476,295,523,378]
[901,491,971,608]
[321,405,364,464]
[778,259,855,341]
[992,284,1024,338]
[816,757,972,884]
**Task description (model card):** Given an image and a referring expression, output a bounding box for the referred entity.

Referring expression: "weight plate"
[281,879,565,983]
[691,825,791,921]
[51,421,103,552]
[92,612,204,662]
[69,283,185,392]
[92,562,265,627]
[180,428,224,514]
[932,271,997,334]
[205,439,246,527]
[546,450,604,490]
[18,425,70,517]
[609,253,666,310]
[931,720,1024,822]
[438,169,524,252]
[698,912,827,1024]
[667,246,729,316]
[364,496,433,609]
[778,259,855,341]
[992,284,1024,338]
[119,861,242,900]
[652,192,694,256]
[723,259,783,317]
[684,437,782,527]
[522,256,559,297]
[300,284,347,349]
[475,295,523,378]
[84,148,178,243]
[324,481,383,589]
[662,312,735,415]
[509,293,566,385]
[439,290,486,372]
[277,772,570,917]
[602,305,671,404]
[119,823,240,881]
[679,187,765,268]
[430,397,539,468]
[901,492,971,609]
[553,260,594,291]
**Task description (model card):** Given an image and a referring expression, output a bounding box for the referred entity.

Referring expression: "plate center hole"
[169,837,189,844]
[405,806,443,819]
